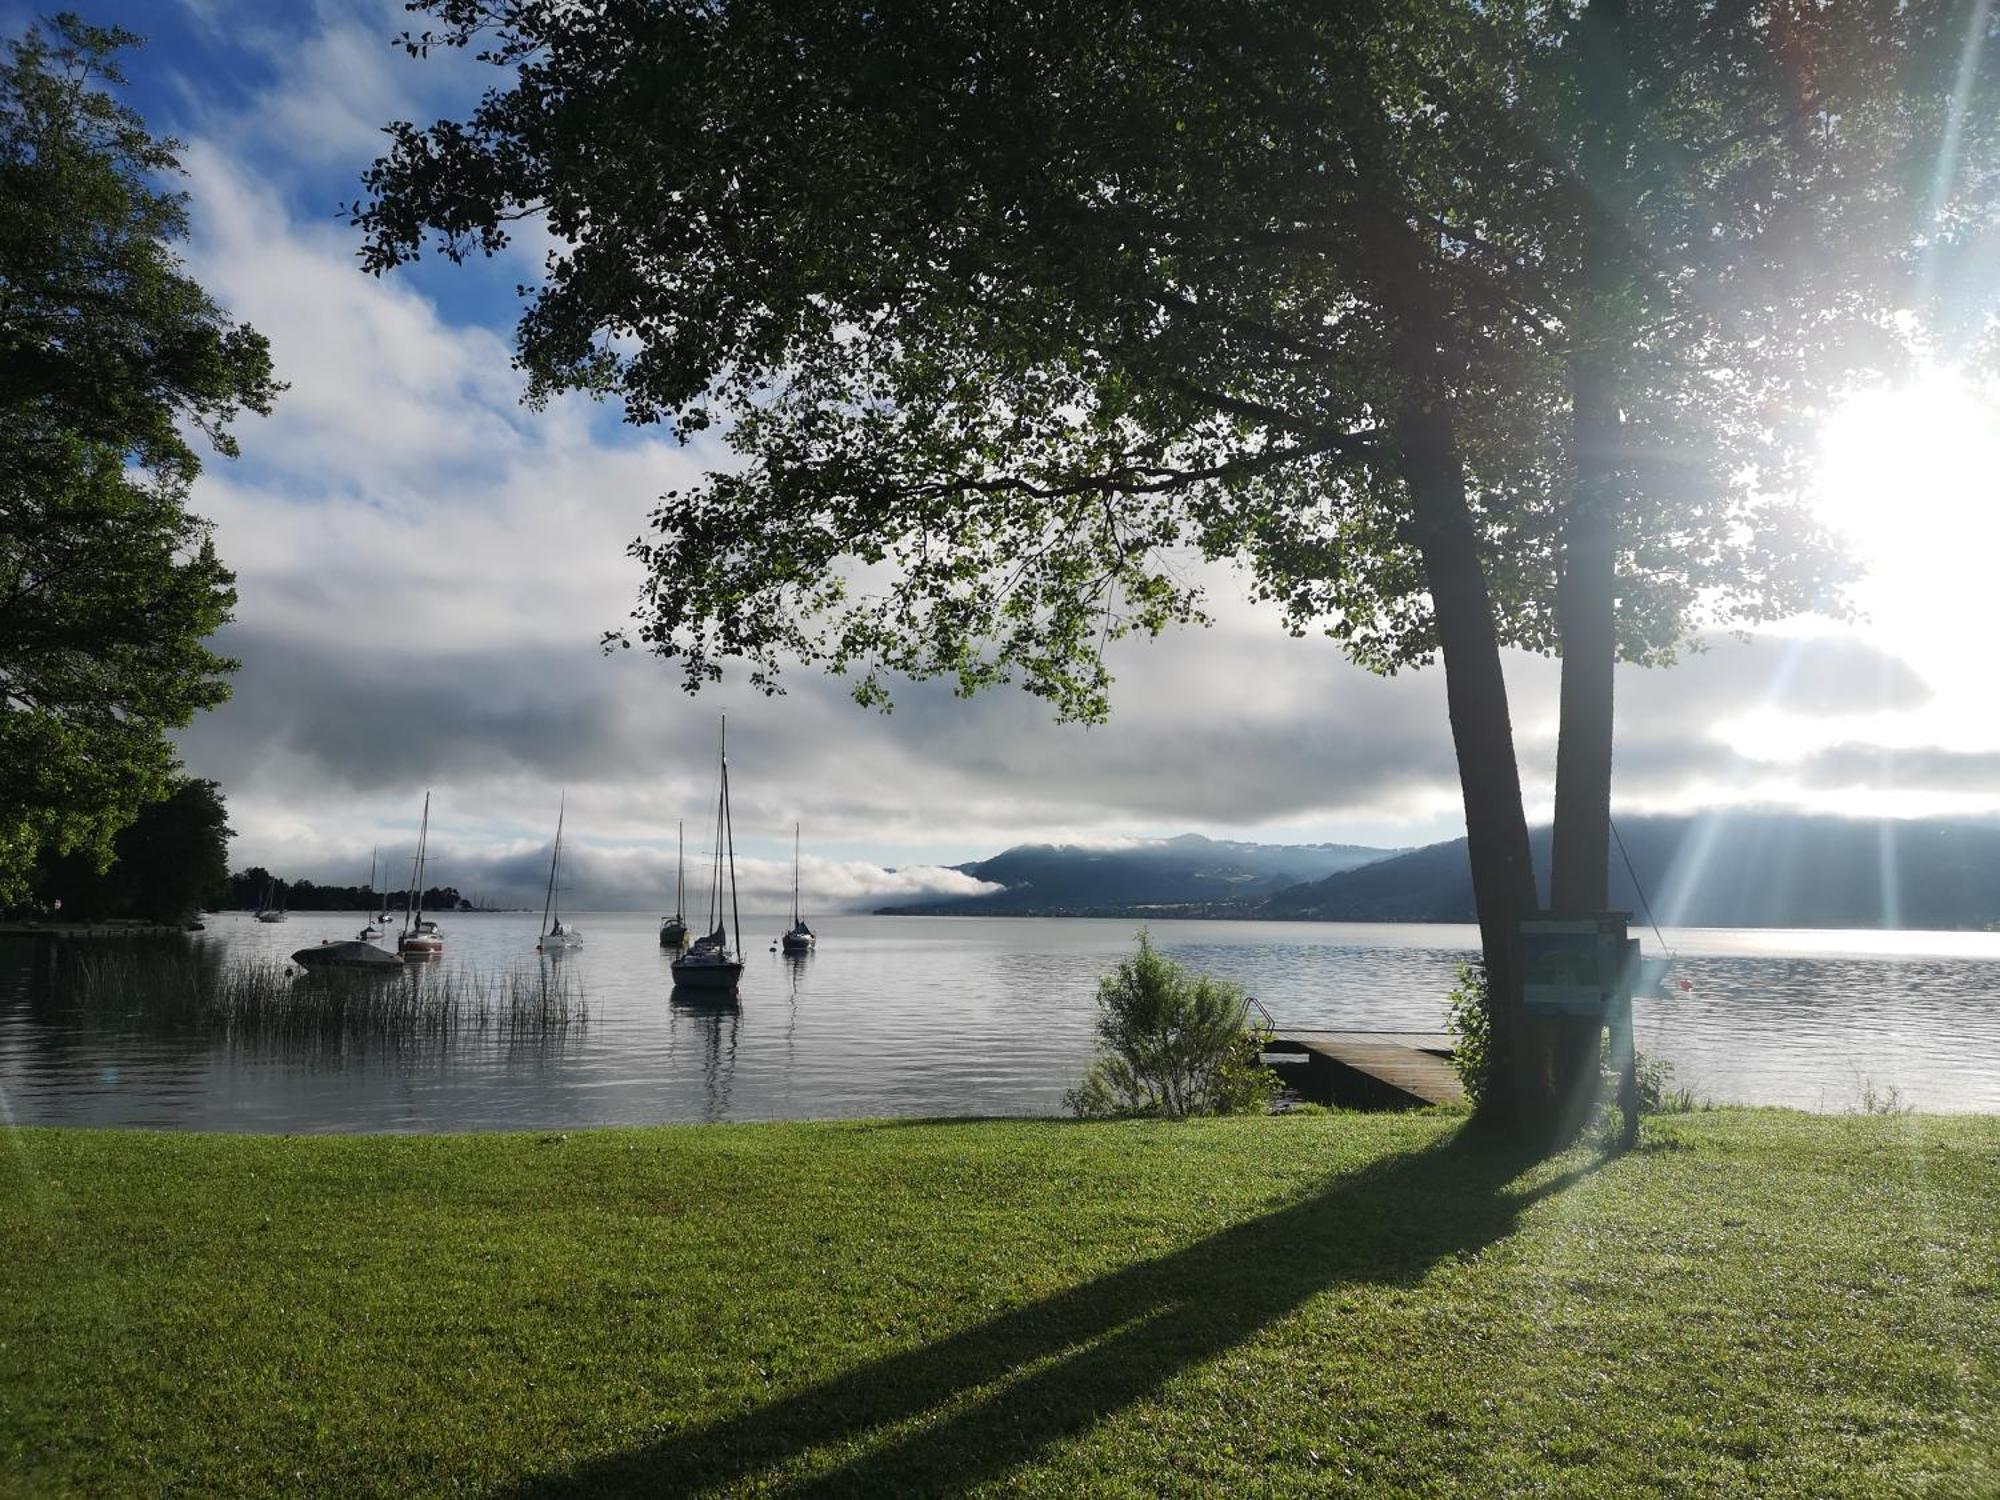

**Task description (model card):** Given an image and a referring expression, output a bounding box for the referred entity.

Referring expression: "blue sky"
[17,1,2000,910]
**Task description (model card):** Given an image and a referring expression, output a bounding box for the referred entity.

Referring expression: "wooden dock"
[1262,1030,1463,1110]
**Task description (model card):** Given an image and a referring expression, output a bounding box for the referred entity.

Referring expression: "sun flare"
[1813,371,2000,607]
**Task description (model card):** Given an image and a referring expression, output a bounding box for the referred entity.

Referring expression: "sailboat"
[397,793,444,959]
[537,796,582,952]
[780,822,815,953]
[670,719,744,994]
[358,847,385,940]
[660,820,690,948]
[255,879,287,923]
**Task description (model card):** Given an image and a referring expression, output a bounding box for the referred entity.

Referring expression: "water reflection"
[666,997,740,1123]
[3,913,1997,1130]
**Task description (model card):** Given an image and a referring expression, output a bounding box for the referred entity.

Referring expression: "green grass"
[2,1111,1994,1497]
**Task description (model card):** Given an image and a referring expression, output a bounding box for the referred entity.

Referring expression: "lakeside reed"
[29,936,586,1037]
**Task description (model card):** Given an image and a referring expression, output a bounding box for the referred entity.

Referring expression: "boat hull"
[781,933,814,953]
[293,940,403,972]
[397,936,444,960]
[660,921,689,948]
[669,958,742,991]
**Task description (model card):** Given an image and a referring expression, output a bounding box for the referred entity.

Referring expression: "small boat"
[358,847,386,940]
[294,939,404,972]
[660,820,690,948]
[671,719,744,994]
[255,878,288,923]
[780,822,814,953]
[398,793,444,960]
[537,795,583,952]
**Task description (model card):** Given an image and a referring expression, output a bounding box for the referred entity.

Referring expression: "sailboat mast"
[366,846,377,912]
[542,796,563,933]
[792,822,800,925]
[409,791,431,931]
[708,718,727,935]
[676,820,684,918]
[724,728,741,962]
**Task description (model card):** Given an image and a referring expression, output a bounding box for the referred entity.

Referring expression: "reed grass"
[34,938,585,1037]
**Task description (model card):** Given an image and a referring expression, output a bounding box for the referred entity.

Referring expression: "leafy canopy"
[357,2,1967,717]
[0,15,278,901]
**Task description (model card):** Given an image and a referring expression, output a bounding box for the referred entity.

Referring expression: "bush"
[1066,935,1278,1119]
[1443,961,1489,1108]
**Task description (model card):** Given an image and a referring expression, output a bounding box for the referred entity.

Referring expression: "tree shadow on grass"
[508,1128,1603,1498]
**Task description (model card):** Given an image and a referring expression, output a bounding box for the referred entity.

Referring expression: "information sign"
[1519,914,1629,1015]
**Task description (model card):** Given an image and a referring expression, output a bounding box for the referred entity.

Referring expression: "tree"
[353,0,1924,1135]
[1517,0,1995,1128]
[0,16,279,902]
[30,777,232,921]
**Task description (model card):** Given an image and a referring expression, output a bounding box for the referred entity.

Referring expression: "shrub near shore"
[3,1111,1995,1496]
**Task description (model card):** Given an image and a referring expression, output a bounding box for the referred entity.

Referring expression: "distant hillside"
[1261,813,2000,930]
[876,834,1397,916]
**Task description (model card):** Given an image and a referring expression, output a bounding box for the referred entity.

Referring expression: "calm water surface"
[2,912,1995,1130]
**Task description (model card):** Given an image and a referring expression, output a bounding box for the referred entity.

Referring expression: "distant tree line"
[224,871,469,914]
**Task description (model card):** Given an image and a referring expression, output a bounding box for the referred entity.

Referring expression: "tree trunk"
[1548,359,1620,1136]
[1397,394,1541,1133]
[1545,0,1637,1141]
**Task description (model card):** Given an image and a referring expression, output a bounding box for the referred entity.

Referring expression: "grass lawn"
[2,1110,1995,1497]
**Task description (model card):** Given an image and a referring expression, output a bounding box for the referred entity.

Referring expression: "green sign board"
[1519,914,1630,1016]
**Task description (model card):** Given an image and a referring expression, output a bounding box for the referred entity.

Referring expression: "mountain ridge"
[873,832,1398,916]
[877,814,2000,929]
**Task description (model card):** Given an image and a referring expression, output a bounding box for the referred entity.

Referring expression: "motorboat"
[294,939,404,972]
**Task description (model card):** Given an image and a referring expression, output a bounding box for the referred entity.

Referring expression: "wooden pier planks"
[1263,1030,1464,1110]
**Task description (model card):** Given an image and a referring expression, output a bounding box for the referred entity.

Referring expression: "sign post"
[1519,913,1641,1147]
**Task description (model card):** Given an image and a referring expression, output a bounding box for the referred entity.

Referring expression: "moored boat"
[537,796,583,952]
[397,793,444,960]
[660,819,690,948]
[780,822,814,953]
[294,939,404,972]
[670,720,743,995]
[358,847,386,940]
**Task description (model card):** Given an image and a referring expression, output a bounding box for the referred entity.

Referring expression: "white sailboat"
[255,878,287,922]
[670,719,744,994]
[780,822,815,953]
[358,847,385,940]
[398,793,444,959]
[660,819,690,948]
[537,796,583,952]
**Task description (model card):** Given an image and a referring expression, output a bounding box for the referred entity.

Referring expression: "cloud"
[1615,633,1932,732]
[392,842,1001,916]
[1793,742,2000,791]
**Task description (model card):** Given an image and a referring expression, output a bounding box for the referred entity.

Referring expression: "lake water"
[2,912,1995,1131]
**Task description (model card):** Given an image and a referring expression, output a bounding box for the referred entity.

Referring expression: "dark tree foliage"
[0,16,280,902]
[30,777,232,922]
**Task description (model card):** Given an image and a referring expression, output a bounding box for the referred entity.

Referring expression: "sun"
[1809,370,2000,680]
[1812,371,2000,599]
